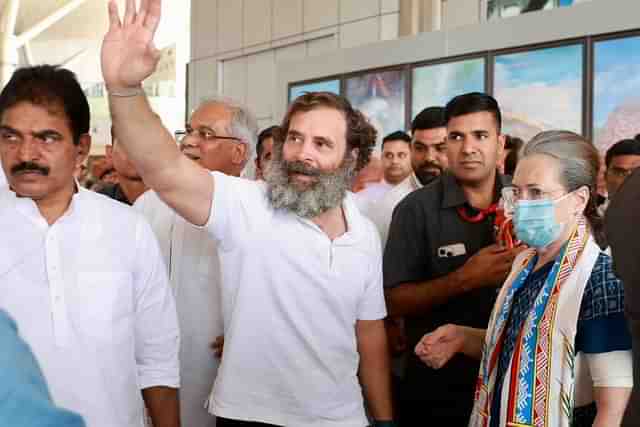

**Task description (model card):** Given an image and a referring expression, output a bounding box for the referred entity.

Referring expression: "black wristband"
[372,421,396,427]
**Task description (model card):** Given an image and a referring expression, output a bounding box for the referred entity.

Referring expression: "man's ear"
[232,142,249,165]
[76,134,92,168]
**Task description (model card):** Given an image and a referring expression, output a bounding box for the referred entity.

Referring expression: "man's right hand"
[101,0,162,91]
[457,244,526,290]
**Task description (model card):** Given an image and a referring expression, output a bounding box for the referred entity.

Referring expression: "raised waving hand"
[101,0,162,91]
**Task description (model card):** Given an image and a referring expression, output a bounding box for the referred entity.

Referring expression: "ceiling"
[2,0,188,84]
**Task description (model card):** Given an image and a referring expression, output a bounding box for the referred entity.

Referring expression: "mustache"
[420,161,443,172]
[285,161,321,177]
[11,161,50,176]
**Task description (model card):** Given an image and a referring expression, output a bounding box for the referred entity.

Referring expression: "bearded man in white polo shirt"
[0,64,180,427]
[100,1,393,426]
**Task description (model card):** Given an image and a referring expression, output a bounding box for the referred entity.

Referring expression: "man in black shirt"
[384,93,523,426]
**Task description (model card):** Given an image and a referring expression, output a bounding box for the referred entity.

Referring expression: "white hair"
[195,96,258,168]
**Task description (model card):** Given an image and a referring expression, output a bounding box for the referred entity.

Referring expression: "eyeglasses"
[501,186,567,211]
[606,167,638,178]
[175,126,242,145]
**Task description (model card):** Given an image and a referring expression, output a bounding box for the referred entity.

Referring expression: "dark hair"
[504,135,524,176]
[605,138,640,167]
[444,92,502,132]
[257,125,278,159]
[0,65,90,145]
[382,130,411,149]
[523,130,604,246]
[278,92,376,171]
[411,106,446,133]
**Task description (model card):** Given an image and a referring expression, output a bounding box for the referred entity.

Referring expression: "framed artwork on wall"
[344,68,406,150]
[493,43,583,142]
[593,34,640,154]
[288,79,340,103]
[411,57,485,120]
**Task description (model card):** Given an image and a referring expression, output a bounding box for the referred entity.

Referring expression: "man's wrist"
[451,267,470,292]
[107,85,145,98]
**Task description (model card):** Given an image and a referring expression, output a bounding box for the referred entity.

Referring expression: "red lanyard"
[456,203,498,223]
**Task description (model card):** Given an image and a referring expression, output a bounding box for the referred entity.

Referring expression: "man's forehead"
[610,154,640,167]
[446,111,498,132]
[383,140,411,151]
[1,101,71,132]
[413,127,446,144]
[190,103,233,128]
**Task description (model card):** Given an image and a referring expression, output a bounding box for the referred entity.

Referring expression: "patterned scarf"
[469,218,601,427]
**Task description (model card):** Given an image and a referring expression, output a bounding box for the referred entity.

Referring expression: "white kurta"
[0,187,180,427]
[362,173,422,248]
[0,165,6,187]
[135,190,222,427]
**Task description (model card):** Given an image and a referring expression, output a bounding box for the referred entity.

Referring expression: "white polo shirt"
[205,172,386,427]
[0,187,180,427]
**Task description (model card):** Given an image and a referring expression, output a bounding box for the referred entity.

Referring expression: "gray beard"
[265,154,355,219]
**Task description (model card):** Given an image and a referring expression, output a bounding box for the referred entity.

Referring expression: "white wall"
[189,0,401,129]
[274,0,638,120]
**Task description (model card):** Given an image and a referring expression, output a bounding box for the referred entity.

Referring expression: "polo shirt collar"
[441,171,510,209]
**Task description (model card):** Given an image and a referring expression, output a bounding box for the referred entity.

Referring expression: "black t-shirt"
[96,183,132,206]
[383,172,509,415]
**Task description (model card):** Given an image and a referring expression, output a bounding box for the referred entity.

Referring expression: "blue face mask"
[513,195,570,248]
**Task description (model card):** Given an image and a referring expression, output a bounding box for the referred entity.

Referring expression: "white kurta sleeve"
[133,217,180,389]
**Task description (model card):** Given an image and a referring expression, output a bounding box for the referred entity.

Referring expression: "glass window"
[345,69,406,149]
[494,44,583,141]
[593,35,640,154]
[488,0,585,20]
[289,79,340,103]
[412,58,485,120]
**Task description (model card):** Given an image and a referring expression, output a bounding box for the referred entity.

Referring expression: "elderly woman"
[415,131,632,427]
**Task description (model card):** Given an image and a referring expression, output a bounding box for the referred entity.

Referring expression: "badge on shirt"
[437,243,466,258]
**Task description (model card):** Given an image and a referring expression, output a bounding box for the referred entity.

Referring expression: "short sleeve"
[383,193,431,288]
[357,229,387,321]
[576,253,631,354]
[584,351,633,388]
[205,171,265,251]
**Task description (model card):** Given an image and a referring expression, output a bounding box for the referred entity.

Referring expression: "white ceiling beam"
[15,0,87,48]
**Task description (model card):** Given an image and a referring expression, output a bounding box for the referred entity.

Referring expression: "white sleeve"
[133,217,180,389]
[205,171,263,250]
[357,226,387,321]
[586,350,634,388]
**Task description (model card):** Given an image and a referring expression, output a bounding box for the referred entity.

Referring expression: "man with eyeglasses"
[384,93,523,426]
[135,98,257,427]
[600,138,640,214]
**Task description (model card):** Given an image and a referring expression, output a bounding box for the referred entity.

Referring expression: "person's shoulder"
[395,176,443,213]
[581,252,625,320]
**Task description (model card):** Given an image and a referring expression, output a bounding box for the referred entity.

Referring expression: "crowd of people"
[1,1,640,426]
